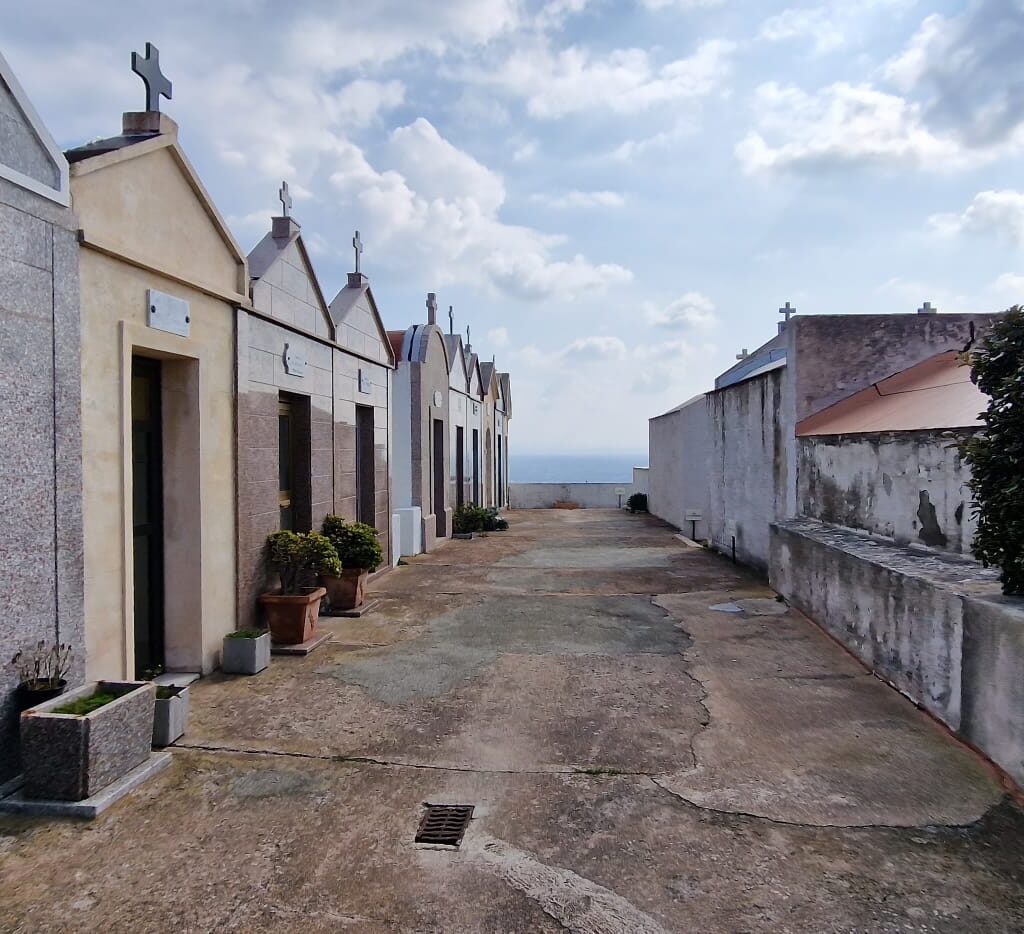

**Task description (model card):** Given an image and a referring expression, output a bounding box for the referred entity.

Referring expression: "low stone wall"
[510,483,635,509]
[770,518,1024,787]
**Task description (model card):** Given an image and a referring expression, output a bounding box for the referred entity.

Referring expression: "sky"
[5,0,1024,454]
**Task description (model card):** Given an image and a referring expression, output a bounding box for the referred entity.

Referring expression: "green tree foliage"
[267,530,341,594]
[960,306,1024,594]
[321,516,383,571]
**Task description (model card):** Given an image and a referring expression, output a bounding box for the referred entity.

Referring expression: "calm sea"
[510,454,647,483]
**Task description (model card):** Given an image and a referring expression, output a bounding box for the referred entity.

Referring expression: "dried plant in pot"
[260,531,339,644]
[9,641,73,712]
[320,517,383,610]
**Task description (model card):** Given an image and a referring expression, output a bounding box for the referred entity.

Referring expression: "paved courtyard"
[1,509,1022,932]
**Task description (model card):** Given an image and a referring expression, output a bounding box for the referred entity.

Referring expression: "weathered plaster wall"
[707,369,787,573]
[510,483,636,509]
[0,173,83,782]
[798,431,978,555]
[770,519,1024,787]
[790,314,992,422]
[648,396,711,539]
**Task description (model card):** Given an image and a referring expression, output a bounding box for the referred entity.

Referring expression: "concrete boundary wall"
[770,518,1024,787]
[510,483,637,509]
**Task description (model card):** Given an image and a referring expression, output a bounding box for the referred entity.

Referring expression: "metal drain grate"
[415,804,475,847]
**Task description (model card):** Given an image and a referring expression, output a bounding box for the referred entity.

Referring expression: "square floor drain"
[415,804,475,847]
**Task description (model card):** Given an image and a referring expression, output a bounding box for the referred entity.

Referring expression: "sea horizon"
[510,453,648,484]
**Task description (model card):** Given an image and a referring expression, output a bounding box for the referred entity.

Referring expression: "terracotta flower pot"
[322,568,369,611]
[259,587,326,645]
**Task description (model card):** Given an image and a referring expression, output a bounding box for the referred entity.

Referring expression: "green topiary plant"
[959,306,1024,594]
[627,493,648,513]
[267,530,341,594]
[321,516,383,571]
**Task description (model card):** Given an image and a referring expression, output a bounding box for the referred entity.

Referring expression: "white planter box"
[222,633,270,675]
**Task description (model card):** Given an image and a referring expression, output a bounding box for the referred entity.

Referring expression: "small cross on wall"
[131,42,172,113]
[279,181,292,217]
[352,230,363,275]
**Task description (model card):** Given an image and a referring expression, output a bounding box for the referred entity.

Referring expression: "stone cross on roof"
[918,301,937,315]
[131,42,172,113]
[466,325,471,344]
[352,230,363,275]
[448,305,454,336]
[736,348,749,360]
[426,292,437,325]
[779,301,795,322]
[279,181,292,217]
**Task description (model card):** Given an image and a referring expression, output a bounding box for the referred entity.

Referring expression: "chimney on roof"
[917,301,938,315]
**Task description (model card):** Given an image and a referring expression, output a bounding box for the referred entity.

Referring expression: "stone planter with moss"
[222,630,271,675]
[20,681,155,801]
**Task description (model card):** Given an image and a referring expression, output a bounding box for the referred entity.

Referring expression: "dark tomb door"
[456,425,465,510]
[356,405,376,526]
[433,418,445,537]
[472,428,480,505]
[131,356,165,678]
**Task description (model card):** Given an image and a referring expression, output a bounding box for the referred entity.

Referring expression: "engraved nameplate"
[147,289,190,337]
[283,343,306,377]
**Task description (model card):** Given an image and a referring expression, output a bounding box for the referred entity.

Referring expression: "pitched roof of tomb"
[796,351,988,435]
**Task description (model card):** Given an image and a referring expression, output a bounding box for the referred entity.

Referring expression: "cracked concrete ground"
[1,508,1022,932]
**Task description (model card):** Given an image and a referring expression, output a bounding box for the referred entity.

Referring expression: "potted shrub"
[627,493,649,514]
[260,531,339,644]
[9,641,73,712]
[321,516,383,610]
[222,629,271,675]
[20,680,155,801]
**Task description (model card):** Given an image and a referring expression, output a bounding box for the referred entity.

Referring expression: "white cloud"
[482,38,735,119]
[736,81,973,174]
[531,190,626,209]
[884,2,1024,148]
[488,327,510,347]
[930,190,1024,244]
[389,118,506,214]
[562,336,629,361]
[991,272,1024,299]
[644,292,718,330]
[288,0,522,73]
[638,0,725,9]
[760,0,914,55]
[328,119,632,301]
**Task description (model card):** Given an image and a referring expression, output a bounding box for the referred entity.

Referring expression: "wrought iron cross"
[279,181,292,217]
[779,301,795,322]
[352,230,363,275]
[131,42,172,113]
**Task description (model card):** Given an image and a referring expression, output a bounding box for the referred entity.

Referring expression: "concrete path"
[2,509,1022,932]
